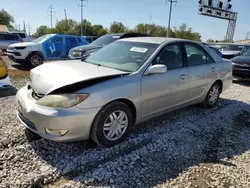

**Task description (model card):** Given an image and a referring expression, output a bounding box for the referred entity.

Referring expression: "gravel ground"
[1,73,250,188]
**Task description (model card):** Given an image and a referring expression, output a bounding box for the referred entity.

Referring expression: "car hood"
[71,44,102,52]
[231,56,250,64]
[30,60,129,95]
[221,50,241,55]
[9,42,36,47]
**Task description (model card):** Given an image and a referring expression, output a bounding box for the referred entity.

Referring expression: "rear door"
[65,36,79,55]
[183,42,216,101]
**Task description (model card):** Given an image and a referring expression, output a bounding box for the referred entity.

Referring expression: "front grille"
[222,54,236,59]
[32,90,45,100]
[18,111,37,131]
[234,65,250,70]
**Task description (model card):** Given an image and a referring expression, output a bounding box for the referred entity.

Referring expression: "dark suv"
[0,33,23,51]
[68,33,151,60]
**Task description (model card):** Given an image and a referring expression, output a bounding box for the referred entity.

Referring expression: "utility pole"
[23,20,26,32]
[78,0,87,36]
[27,23,31,36]
[166,0,177,38]
[47,4,55,29]
[64,8,68,32]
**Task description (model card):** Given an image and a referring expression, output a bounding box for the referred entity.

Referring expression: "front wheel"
[27,54,43,68]
[203,82,221,108]
[90,101,133,147]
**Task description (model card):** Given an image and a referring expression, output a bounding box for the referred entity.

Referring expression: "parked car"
[68,33,151,60]
[202,43,222,57]
[231,48,250,79]
[0,53,11,88]
[16,37,232,147]
[0,33,23,51]
[10,32,32,42]
[84,36,99,43]
[7,34,88,67]
[220,44,244,59]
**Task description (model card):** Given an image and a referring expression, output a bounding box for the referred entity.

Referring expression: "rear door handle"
[179,74,187,80]
[211,68,216,72]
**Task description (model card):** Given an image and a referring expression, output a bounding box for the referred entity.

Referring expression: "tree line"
[0,8,201,41]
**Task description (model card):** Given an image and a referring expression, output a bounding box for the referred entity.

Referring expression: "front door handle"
[179,74,187,80]
[211,68,216,72]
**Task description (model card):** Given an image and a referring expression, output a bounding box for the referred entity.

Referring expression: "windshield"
[33,34,54,43]
[85,41,159,72]
[241,48,250,56]
[91,34,121,46]
[222,45,243,51]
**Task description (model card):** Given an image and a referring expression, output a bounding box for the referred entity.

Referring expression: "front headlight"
[70,51,82,57]
[36,94,89,108]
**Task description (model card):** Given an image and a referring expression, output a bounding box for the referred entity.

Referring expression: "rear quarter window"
[6,34,19,40]
[17,33,26,38]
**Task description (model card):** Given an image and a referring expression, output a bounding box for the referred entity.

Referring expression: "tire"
[27,53,43,68]
[90,101,133,147]
[25,128,41,142]
[203,82,221,108]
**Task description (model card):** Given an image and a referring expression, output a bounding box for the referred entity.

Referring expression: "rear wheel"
[27,53,43,68]
[90,101,133,147]
[203,82,221,108]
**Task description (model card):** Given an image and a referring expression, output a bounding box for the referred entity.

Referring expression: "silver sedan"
[16,37,232,147]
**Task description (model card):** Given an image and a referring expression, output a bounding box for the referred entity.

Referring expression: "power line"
[166,0,177,38]
[78,0,88,36]
[47,4,55,29]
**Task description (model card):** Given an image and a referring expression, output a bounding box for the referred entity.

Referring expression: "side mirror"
[146,64,167,75]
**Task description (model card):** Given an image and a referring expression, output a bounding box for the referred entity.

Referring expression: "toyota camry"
[16,37,232,147]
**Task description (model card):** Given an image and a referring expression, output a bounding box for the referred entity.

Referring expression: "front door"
[141,43,189,118]
[44,36,64,60]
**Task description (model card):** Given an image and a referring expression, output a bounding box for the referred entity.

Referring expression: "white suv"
[7,34,88,67]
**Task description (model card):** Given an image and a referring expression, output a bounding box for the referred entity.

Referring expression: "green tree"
[92,24,108,36]
[0,9,14,27]
[33,25,50,38]
[207,39,214,43]
[109,22,126,33]
[173,24,201,41]
[55,19,78,35]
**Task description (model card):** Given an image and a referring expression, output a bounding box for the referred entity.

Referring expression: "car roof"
[119,37,187,44]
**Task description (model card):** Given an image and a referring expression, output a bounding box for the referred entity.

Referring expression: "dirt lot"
[1,57,250,188]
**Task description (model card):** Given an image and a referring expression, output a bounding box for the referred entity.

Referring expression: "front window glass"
[85,41,158,72]
[152,44,183,70]
[33,34,54,43]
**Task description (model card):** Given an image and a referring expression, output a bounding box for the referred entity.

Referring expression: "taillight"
[20,39,24,42]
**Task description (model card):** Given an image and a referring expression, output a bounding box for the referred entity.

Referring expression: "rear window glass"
[17,33,26,38]
[77,37,82,43]
[91,35,121,46]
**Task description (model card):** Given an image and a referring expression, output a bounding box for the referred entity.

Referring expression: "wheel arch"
[215,79,223,92]
[27,51,44,60]
[104,98,137,124]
